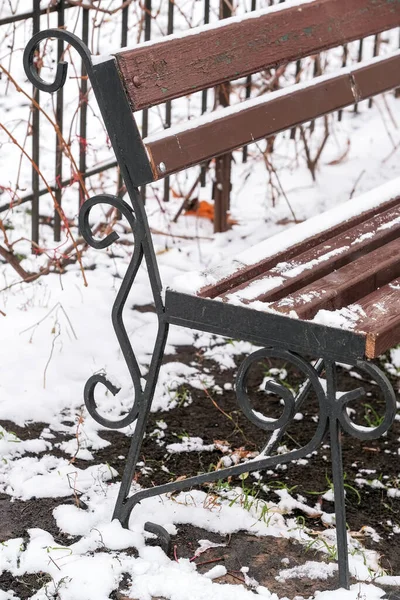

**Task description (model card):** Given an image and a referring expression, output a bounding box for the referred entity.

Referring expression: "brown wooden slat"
[145,53,400,180]
[116,0,400,111]
[269,238,400,320]
[146,72,352,179]
[350,279,400,358]
[354,52,400,99]
[198,195,400,300]
[219,203,400,304]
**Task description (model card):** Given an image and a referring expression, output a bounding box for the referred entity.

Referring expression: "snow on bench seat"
[170,178,400,358]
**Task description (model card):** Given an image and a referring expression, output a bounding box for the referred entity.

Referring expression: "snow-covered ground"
[1,2,400,599]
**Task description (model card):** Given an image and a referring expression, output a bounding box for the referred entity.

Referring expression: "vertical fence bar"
[54,0,65,242]
[242,0,256,163]
[354,38,364,113]
[140,0,152,204]
[309,55,321,134]
[213,0,232,233]
[163,0,174,203]
[121,0,128,47]
[31,0,40,250]
[338,44,348,122]
[290,59,302,139]
[369,34,380,109]
[396,28,400,98]
[200,0,210,187]
[79,6,89,208]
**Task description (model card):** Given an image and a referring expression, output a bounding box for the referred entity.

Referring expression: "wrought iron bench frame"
[24,0,399,589]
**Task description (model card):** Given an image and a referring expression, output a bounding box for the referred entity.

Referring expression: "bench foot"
[144,522,172,555]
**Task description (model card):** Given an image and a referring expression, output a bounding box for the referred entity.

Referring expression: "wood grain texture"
[198,195,400,300]
[219,203,400,304]
[145,53,400,178]
[351,279,400,358]
[270,238,400,320]
[116,0,400,111]
[147,73,353,178]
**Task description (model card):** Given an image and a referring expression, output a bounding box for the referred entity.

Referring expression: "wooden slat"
[220,203,400,304]
[269,238,400,320]
[116,0,400,111]
[198,194,400,300]
[351,279,400,358]
[144,53,400,179]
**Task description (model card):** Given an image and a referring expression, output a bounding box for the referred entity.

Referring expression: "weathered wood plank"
[116,0,400,111]
[144,53,400,179]
[219,203,400,304]
[270,238,400,320]
[198,194,400,300]
[352,279,400,358]
[146,72,353,179]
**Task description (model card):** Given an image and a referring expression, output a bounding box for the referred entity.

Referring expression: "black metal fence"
[1,0,218,244]
[0,1,134,245]
[0,0,398,247]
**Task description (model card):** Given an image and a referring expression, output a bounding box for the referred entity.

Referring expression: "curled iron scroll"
[23,29,93,93]
[336,360,396,441]
[79,194,144,429]
[236,347,326,432]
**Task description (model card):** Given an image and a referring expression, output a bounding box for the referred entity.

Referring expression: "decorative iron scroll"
[79,194,145,429]
[236,348,397,444]
[23,31,165,431]
[23,28,94,93]
[335,360,396,441]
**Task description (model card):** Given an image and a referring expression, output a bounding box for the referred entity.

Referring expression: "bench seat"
[170,178,400,360]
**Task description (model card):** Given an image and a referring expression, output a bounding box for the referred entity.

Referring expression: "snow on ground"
[0,3,400,599]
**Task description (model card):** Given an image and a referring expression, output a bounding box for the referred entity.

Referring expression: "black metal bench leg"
[325,360,350,589]
[78,191,171,546]
[112,321,169,527]
[76,189,397,586]
[324,359,396,590]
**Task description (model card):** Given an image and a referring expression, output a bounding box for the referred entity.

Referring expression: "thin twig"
[0,123,88,286]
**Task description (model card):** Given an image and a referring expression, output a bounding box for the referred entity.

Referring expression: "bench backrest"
[25,1,400,191]
[115,0,400,110]
[100,0,400,186]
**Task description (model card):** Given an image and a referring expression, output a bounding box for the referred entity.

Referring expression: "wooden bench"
[24,0,400,590]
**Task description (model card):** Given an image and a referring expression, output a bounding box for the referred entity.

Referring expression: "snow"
[172,176,400,296]
[277,561,338,581]
[2,456,117,500]
[312,305,366,331]
[375,575,400,586]
[315,585,385,600]
[93,0,316,61]
[204,565,228,579]
[166,436,216,453]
